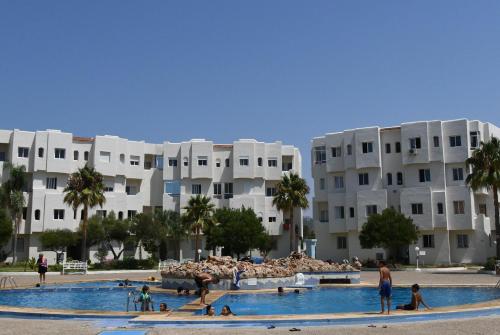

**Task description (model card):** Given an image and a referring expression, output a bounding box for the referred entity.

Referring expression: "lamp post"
[415,246,421,271]
[197,249,202,262]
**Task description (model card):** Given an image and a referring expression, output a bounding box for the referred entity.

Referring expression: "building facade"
[0,129,301,263]
[311,119,499,265]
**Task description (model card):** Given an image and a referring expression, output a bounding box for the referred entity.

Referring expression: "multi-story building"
[0,129,301,263]
[311,119,499,265]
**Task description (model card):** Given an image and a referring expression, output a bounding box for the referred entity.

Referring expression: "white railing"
[62,260,88,275]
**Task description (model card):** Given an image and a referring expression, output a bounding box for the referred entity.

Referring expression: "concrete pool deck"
[1,269,499,333]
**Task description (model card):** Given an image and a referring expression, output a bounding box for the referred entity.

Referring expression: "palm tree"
[63,166,105,262]
[466,136,500,259]
[273,172,309,253]
[183,195,215,262]
[1,163,27,264]
[165,210,188,260]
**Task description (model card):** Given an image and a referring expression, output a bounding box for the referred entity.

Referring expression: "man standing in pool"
[378,260,392,314]
[194,272,219,305]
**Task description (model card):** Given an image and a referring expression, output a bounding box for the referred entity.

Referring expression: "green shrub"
[483,257,497,271]
[49,264,63,272]
[90,257,156,270]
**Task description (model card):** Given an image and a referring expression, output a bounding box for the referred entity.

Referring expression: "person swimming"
[220,305,235,316]
[206,304,216,316]
[396,284,431,311]
[277,286,284,295]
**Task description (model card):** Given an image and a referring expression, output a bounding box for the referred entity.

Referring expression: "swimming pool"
[0,281,192,312]
[205,287,500,315]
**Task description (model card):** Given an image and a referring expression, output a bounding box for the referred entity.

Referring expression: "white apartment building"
[311,119,499,265]
[0,129,301,263]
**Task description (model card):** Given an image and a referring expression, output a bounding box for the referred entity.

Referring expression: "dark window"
[387,173,392,186]
[349,207,355,218]
[168,159,178,167]
[395,142,401,153]
[358,173,369,185]
[433,136,440,147]
[362,142,373,153]
[225,158,230,167]
[457,234,469,248]
[224,183,233,199]
[452,168,464,181]
[38,147,44,158]
[257,157,263,166]
[337,236,347,249]
[34,210,40,220]
[84,151,89,161]
[346,144,352,155]
[437,202,444,214]
[73,150,79,160]
[397,172,403,185]
[411,203,423,215]
[423,235,435,248]
[419,169,431,182]
[449,136,462,147]
[409,137,421,149]
[22,207,27,220]
[385,143,391,154]
[118,211,124,220]
[0,152,5,161]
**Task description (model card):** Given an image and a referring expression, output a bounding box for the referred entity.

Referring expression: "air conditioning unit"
[409,148,418,155]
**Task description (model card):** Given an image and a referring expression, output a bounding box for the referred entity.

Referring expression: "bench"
[62,261,88,275]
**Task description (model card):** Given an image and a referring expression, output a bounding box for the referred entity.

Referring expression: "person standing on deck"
[378,260,392,314]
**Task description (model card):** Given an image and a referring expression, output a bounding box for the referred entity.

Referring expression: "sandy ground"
[1,270,499,334]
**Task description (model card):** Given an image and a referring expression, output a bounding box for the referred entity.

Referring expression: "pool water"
[206,287,500,315]
[0,281,193,312]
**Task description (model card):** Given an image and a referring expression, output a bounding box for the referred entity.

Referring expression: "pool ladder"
[496,279,500,288]
[0,276,17,289]
[126,290,138,312]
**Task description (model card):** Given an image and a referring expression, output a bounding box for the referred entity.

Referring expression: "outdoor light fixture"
[415,246,421,272]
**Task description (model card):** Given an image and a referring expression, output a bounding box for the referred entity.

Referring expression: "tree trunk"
[81,206,88,262]
[494,186,500,259]
[289,209,295,253]
[11,215,20,265]
[195,226,201,262]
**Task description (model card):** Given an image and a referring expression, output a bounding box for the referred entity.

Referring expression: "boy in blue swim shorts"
[378,260,392,314]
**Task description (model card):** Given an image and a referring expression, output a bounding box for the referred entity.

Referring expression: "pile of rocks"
[161,253,358,279]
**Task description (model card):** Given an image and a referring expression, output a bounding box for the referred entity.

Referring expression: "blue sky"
[1,1,500,215]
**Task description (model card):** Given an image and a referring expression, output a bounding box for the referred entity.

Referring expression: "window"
[423,235,435,248]
[314,146,326,164]
[387,173,393,186]
[433,136,440,147]
[358,173,369,186]
[197,156,208,166]
[22,207,27,220]
[411,203,423,215]
[268,158,278,167]
[215,159,221,167]
[334,206,345,219]
[385,143,391,154]
[98,151,110,163]
[73,150,79,160]
[331,146,342,157]
[53,209,64,220]
[118,211,124,220]
[319,210,329,222]
[337,236,347,249]
[347,144,352,155]
[266,187,276,197]
[479,204,487,216]
[225,158,230,167]
[239,157,249,166]
[125,185,138,195]
[449,135,462,147]
[164,180,180,196]
[334,176,344,189]
[452,168,464,181]
[96,210,107,218]
[349,207,355,218]
[192,184,202,195]
[224,183,233,199]
[457,234,469,248]
[319,178,326,190]
[213,183,222,197]
[130,155,140,166]
[362,142,373,153]
[0,152,5,161]
[395,142,401,153]
[38,147,44,158]
[18,147,29,158]
[397,172,403,185]
[419,169,431,182]
[54,148,66,159]
[268,217,277,223]
[409,137,421,149]
[46,177,57,190]
[168,158,178,167]
[184,157,189,166]
[470,131,479,149]
[453,201,465,214]
[155,156,164,169]
[104,186,114,192]
[437,202,444,214]
[34,209,40,220]
[127,210,137,219]
[257,157,263,166]
[84,151,89,161]
[366,205,377,216]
